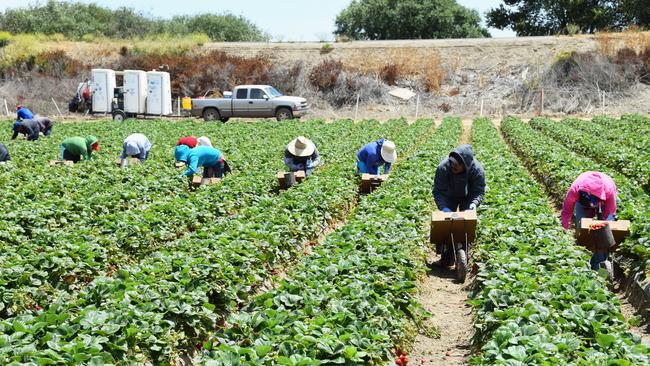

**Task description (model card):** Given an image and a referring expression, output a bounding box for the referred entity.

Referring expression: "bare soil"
[410,253,473,366]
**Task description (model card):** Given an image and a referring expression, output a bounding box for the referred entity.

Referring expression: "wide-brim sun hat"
[381,140,397,163]
[287,136,315,157]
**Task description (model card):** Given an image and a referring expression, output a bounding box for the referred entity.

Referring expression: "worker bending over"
[61,135,99,163]
[121,133,152,162]
[285,136,321,175]
[433,144,485,212]
[356,139,397,175]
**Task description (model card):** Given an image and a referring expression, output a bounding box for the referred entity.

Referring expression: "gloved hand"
[442,207,452,213]
[606,213,616,221]
[468,203,477,211]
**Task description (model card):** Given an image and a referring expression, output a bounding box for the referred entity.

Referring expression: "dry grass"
[596,30,650,57]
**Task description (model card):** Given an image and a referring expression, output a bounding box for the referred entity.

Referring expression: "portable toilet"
[91,69,116,113]
[146,71,172,116]
[123,70,147,114]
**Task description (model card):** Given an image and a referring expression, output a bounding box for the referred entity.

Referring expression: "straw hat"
[381,140,397,163]
[287,136,315,157]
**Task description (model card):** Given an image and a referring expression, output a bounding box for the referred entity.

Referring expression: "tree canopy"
[486,0,650,36]
[0,0,269,41]
[334,0,490,40]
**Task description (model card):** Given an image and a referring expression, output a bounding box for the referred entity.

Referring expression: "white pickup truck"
[189,85,310,122]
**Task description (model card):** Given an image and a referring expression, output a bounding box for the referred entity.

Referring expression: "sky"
[0,0,516,40]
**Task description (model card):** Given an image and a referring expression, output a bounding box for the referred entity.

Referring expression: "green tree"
[334,0,490,40]
[486,0,650,36]
[0,0,268,41]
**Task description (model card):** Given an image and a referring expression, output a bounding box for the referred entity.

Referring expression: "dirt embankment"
[1,33,649,119]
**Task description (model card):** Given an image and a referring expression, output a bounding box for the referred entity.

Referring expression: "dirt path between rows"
[410,120,473,366]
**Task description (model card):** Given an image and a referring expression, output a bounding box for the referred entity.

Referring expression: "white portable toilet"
[123,70,147,114]
[91,69,116,113]
[146,71,172,116]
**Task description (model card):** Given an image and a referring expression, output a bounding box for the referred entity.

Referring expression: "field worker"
[61,135,99,163]
[561,171,617,269]
[176,136,198,148]
[175,145,227,179]
[285,136,321,175]
[0,143,10,164]
[35,116,54,137]
[12,119,41,141]
[197,136,212,147]
[121,133,152,162]
[356,139,397,175]
[433,144,485,212]
[16,104,34,122]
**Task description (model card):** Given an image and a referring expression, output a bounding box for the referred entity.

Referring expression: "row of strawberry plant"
[0,119,433,365]
[0,118,372,314]
[529,117,650,192]
[196,118,462,365]
[588,114,650,153]
[470,117,648,364]
[500,117,650,272]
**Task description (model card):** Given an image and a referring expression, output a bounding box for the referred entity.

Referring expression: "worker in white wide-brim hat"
[356,139,397,175]
[284,136,321,176]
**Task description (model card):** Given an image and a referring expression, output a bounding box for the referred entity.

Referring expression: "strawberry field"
[0,116,649,365]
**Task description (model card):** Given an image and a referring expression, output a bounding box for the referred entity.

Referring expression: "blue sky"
[0,0,516,40]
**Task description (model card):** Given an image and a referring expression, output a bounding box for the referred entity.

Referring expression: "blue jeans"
[575,203,608,270]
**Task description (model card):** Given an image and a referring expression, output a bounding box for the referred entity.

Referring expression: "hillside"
[0,32,649,119]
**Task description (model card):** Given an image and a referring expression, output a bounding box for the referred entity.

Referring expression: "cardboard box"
[115,158,141,167]
[359,173,388,193]
[191,176,221,187]
[430,210,477,245]
[277,170,306,189]
[49,160,74,167]
[577,218,631,251]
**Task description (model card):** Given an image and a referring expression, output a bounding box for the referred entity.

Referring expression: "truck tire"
[276,107,293,121]
[203,108,219,122]
[220,117,229,123]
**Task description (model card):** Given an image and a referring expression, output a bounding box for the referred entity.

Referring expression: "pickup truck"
[189,85,309,122]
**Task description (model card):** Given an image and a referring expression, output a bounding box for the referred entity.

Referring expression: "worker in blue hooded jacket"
[433,144,486,212]
[175,145,228,178]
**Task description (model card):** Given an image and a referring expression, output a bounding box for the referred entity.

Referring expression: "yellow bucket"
[181,96,192,110]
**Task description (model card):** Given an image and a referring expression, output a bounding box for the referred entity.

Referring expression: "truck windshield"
[265,87,283,98]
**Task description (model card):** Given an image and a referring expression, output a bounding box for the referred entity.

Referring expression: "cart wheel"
[455,249,467,283]
[599,260,614,281]
[112,111,126,122]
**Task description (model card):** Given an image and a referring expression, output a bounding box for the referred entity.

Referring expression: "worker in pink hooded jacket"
[561,171,617,270]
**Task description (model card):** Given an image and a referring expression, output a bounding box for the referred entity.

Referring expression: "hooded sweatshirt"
[357,139,391,174]
[35,117,53,132]
[0,143,9,162]
[121,133,152,160]
[561,171,617,229]
[433,144,486,210]
[12,119,41,141]
[181,146,223,177]
[16,107,33,121]
[62,135,98,161]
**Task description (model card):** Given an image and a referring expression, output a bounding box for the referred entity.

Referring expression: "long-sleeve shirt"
[357,139,391,175]
[433,145,486,210]
[121,133,152,160]
[16,107,34,121]
[62,136,94,161]
[182,146,223,177]
[12,119,40,141]
[0,144,9,162]
[561,171,617,229]
[284,148,321,172]
[176,136,198,148]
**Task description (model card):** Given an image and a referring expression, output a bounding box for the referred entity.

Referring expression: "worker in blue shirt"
[356,138,397,175]
[16,105,34,122]
[175,145,229,179]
